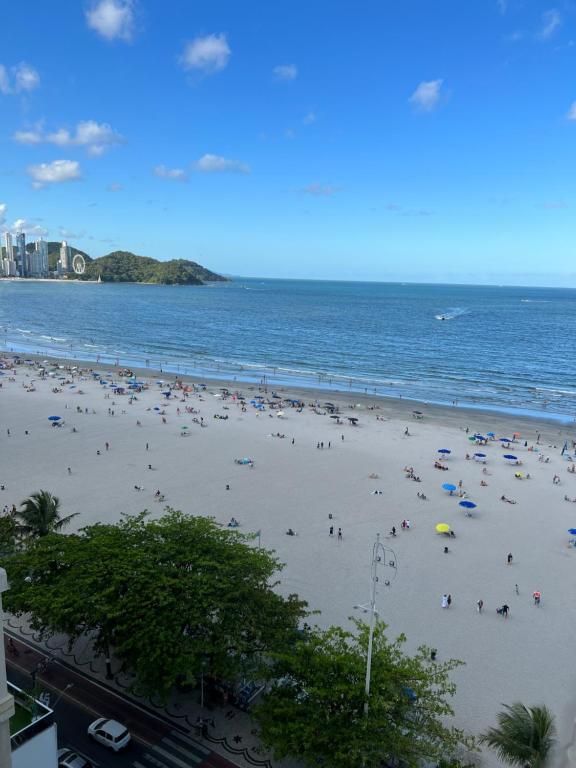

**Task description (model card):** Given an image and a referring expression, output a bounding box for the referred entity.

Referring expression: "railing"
[9,682,54,751]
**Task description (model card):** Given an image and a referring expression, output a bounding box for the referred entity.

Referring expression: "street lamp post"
[354,533,397,717]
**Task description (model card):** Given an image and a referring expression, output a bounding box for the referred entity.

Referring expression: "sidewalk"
[4,616,294,768]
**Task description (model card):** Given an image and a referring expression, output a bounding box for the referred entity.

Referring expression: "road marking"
[162,737,203,763]
[149,743,200,768]
[167,730,210,756]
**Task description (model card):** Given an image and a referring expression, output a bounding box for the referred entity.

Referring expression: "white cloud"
[273,64,298,82]
[0,62,40,95]
[302,111,317,125]
[154,164,188,181]
[86,0,135,41]
[13,63,40,92]
[538,9,561,40]
[27,160,82,189]
[300,183,339,196]
[13,128,43,144]
[59,227,85,239]
[14,120,123,155]
[409,79,443,112]
[180,34,231,74]
[566,102,576,121]
[194,154,250,174]
[10,218,48,236]
[0,203,6,226]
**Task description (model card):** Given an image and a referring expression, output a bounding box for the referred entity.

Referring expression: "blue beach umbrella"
[438,448,451,455]
[487,432,495,437]
[503,454,518,461]
[48,415,61,421]
[459,500,477,510]
[473,452,487,461]
[568,529,576,535]
[442,483,457,494]
[500,437,512,443]
[153,406,160,411]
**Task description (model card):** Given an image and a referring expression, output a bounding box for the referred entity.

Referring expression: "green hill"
[82,251,228,285]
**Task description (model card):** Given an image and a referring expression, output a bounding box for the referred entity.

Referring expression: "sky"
[1,0,575,285]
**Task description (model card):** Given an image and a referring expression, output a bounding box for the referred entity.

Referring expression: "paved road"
[6,635,239,768]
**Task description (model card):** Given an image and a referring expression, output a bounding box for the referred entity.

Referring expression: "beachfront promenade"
[1,354,576,766]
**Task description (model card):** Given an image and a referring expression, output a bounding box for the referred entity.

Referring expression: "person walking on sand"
[337,527,342,541]
[447,594,452,608]
[441,594,448,609]
[329,525,334,536]
[477,599,484,613]
[533,590,541,605]
[507,552,513,565]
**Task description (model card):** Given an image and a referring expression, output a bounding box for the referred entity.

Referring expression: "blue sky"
[1,0,575,285]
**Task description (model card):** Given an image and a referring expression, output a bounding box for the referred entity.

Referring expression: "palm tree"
[16,491,78,539]
[481,703,556,768]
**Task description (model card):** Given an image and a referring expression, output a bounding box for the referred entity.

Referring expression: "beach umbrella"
[487,432,495,437]
[153,406,160,411]
[442,483,457,494]
[568,529,576,535]
[500,437,512,443]
[468,436,477,442]
[474,435,486,441]
[473,452,487,461]
[459,500,477,510]
[438,448,451,455]
[48,416,61,421]
[503,454,518,461]
[436,523,450,534]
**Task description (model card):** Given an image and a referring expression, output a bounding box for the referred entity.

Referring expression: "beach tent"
[438,448,451,456]
[436,523,450,534]
[48,416,61,421]
[503,454,518,463]
[473,453,487,462]
[442,483,457,495]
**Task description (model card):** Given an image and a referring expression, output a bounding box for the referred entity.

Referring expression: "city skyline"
[1,1,575,286]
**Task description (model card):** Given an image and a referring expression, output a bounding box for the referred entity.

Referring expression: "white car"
[87,718,131,751]
[57,748,94,768]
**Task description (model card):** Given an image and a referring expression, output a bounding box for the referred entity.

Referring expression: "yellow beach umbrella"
[436,523,450,534]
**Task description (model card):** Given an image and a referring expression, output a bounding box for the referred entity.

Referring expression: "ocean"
[1,278,575,420]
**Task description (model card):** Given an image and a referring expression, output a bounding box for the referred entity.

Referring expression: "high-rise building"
[2,233,17,277]
[4,232,14,262]
[58,240,71,275]
[15,232,26,277]
[31,238,49,277]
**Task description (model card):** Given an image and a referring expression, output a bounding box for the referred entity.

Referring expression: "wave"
[16,329,32,334]
[435,307,468,321]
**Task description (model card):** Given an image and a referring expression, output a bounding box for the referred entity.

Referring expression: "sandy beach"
[1,354,576,765]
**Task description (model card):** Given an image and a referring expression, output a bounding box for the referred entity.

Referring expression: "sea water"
[1,278,575,419]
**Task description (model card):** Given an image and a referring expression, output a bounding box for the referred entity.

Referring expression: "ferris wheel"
[72,254,86,275]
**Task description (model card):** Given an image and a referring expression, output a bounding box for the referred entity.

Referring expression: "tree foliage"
[254,619,474,768]
[3,510,306,697]
[81,251,228,284]
[481,703,556,768]
[16,491,78,539]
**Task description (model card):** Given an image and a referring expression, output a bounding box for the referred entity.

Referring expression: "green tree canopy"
[481,703,556,768]
[3,510,306,698]
[254,619,474,768]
